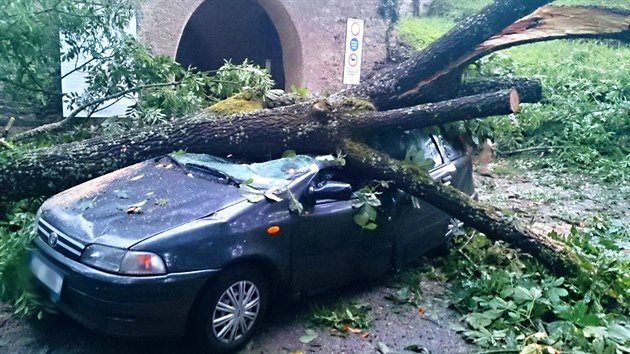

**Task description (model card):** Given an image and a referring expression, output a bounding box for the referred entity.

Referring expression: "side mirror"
[307,181,353,203]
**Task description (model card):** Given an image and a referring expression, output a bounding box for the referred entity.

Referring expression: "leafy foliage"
[482,41,630,182]
[378,0,400,23]
[398,15,630,182]
[1,0,276,139]
[441,217,630,353]
[0,0,135,105]
[311,301,372,334]
[207,59,275,101]
[0,200,51,318]
[352,185,383,230]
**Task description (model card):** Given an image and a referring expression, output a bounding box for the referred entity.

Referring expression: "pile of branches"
[2,0,630,276]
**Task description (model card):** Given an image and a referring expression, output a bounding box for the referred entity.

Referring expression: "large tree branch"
[12,82,178,141]
[339,0,554,109]
[341,139,585,277]
[352,89,520,134]
[0,89,526,201]
[394,6,630,107]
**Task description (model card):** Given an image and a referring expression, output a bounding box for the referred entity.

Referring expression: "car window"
[170,153,317,189]
[315,167,359,189]
[438,135,466,160]
[368,130,443,169]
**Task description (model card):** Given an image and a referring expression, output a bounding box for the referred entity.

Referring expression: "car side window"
[315,167,360,191]
[367,130,443,169]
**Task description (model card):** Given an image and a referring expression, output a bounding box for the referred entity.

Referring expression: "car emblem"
[47,232,58,247]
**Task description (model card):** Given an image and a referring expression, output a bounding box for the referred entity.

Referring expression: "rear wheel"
[194,266,269,354]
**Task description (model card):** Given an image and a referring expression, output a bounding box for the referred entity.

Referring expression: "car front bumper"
[30,237,219,338]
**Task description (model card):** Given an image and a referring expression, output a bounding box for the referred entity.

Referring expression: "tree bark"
[338,0,554,109]
[340,4,629,110]
[341,139,584,277]
[2,1,629,277]
[0,90,520,201]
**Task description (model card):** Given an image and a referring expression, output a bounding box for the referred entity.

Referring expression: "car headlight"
[81,244,166,275]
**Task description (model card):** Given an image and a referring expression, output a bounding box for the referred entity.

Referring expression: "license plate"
[29,253,63,298]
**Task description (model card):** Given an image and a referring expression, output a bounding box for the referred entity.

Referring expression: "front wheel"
[194,267,269,354]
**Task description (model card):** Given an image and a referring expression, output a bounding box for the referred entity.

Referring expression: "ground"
[1,157,628,354]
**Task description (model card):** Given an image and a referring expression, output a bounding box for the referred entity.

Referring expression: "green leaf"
[583,326,607,339]
[465,312,492,330]
[354,213,370,227]
[299,328,318,344]
[244,177,254,185]
[512,287,542,303]
[607,323,630,343]
[282,150,297,158]
[449,323,467,332]
[364,223,378,231]
[288,191,304,214]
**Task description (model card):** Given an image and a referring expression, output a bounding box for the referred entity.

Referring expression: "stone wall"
[137,0,389,93]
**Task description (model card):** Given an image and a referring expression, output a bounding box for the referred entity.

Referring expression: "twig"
[549,214,580,226]
[3,117,15,138]
[495,146,568,156]
[0,78,63,97]
[12,81,179,141]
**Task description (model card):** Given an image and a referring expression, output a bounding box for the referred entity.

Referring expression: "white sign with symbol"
[343,18,364,85]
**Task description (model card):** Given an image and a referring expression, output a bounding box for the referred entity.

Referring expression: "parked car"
[29,131,474,353]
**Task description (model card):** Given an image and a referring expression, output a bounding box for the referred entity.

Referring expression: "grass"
[398,6,630,182]
[396,2,630,353]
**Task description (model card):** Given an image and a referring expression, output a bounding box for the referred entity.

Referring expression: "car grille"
[37,218,85,261]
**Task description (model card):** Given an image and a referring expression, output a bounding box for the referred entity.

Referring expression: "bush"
[0,199,51,318]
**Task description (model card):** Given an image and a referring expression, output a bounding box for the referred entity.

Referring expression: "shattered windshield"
[170,153,316,189]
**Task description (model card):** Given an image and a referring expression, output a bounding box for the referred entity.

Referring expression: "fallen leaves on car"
[298,328,318,344]
[417,307,426,316]
[239,184,284,203]
[239,184,266,203]
[113,189,129,199]
[154,198,168,206]
[124,200,147,214]
[264,190,283,202]
[131,174,145,181]
[288,191,304,214]
[125,206,143,214]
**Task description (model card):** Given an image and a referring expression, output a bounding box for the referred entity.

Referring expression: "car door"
[392,133,456,265]
[290,168,394,294]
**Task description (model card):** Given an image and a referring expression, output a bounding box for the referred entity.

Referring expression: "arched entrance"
[176,0,290,88]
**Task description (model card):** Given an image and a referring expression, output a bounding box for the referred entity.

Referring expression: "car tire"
[194,266,269,354]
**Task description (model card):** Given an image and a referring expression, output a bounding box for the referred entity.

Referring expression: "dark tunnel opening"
[176,0,285,88]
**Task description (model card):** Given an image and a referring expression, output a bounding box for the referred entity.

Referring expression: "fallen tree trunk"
[3,1,629,278]
[1,89,521,200]
[346,4,630,109]
[342,139,585,277]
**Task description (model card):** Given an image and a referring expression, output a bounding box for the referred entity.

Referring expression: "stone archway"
[174,0,302,89]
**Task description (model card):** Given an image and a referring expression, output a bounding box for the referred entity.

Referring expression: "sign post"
[343,18,364,85]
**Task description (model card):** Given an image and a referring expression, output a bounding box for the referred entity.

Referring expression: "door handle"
[442,175,453,185]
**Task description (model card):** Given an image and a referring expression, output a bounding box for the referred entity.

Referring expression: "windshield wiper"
[184,163,241,186]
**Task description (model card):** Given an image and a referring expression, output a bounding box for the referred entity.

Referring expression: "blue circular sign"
[349,38,359,52]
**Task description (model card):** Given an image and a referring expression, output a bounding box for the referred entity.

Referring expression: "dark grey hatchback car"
[29,131,474,353]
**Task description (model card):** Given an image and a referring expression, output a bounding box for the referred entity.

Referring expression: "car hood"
[39,157,248,249]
